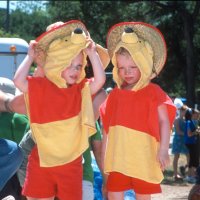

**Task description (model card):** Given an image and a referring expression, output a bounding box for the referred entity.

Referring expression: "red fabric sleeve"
[154,84,176,129]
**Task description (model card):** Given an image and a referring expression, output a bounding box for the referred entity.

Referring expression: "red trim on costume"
[35,20,87,42]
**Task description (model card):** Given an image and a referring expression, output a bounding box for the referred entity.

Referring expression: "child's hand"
[157,148,170,171]
[28,40,37,60]
[28,40,46,67]
[84,33,97,57]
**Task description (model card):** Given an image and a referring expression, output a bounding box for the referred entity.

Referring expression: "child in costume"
[100,22,176,200]
[14,20,109,200]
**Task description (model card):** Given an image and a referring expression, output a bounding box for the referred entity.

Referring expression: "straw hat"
[35,20,88,53]
[107,22,167,80]
[34,20,110,88]
[34,20,88,71]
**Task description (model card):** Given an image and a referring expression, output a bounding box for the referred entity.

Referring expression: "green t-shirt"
[0,112,29,144]
[83,121,102,184]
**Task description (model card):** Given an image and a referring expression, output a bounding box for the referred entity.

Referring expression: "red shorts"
[22,146,82,200]
[107,172,161,194]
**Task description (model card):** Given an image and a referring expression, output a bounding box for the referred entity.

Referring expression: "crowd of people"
[172,98,200,184]
[0,19,198,200]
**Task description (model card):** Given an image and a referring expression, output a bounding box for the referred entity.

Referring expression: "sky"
[0,1,47,11]
[0,1,17,10]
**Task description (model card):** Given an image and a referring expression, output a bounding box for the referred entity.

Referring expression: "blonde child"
[100,22,176,200]
[14,20,109,200]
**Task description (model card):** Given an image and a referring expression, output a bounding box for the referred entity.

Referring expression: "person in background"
[0,78,29,144]
[184,108,200,183]
[172,101,189,181]
[0,78,29,200]
[174,98,183,116]
[100,22,176,200]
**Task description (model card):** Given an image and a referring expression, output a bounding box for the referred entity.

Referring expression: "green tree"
[0,28,19,37]
[41,1,200,106]
[4,0,200,107]
[8,1,51,42]
[145,1,200,107]
[47,1,83,22]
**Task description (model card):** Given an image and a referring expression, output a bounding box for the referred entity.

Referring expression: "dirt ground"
[152,183,193,200]
[151,154,194,200]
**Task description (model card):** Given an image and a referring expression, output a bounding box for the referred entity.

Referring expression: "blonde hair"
[116,47,131,56]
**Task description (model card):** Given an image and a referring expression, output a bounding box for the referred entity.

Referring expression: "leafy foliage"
[0,28,19,37]
[0,0,199,106]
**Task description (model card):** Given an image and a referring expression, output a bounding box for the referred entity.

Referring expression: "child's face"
[61,52,83,85]
[116,54,141,86]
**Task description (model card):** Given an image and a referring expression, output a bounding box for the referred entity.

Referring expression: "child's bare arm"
[101,128,108,199]
[93,89,107,120]
[157,104,171,171]
[84,37,106,95]
[13,40,37,93]
[9,94,26,114]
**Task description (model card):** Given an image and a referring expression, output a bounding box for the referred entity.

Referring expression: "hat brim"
[34,20,88,67]
[34,20,110,70]
[106,22,167,79]
[35,20,88,52]
[96,44,110,69]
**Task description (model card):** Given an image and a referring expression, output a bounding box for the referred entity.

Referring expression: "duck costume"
[24,20,110,167]
[100,22,176,189]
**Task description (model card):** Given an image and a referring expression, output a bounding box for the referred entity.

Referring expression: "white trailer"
[0,38,28,80]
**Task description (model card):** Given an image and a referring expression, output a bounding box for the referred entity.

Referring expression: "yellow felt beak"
[112,31,154,91]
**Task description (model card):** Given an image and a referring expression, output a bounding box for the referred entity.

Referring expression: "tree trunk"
[182,12,196,107]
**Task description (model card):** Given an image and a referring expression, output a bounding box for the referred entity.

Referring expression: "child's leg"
[82,180,94,200]
[108,191,124,200]
[135,193,151,200]
[27,197,54,200]
[173,153,180,177]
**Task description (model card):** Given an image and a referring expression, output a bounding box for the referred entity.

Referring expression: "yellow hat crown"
[121,27,139,44]
[71,28,87,44]
[144,41,153,57]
